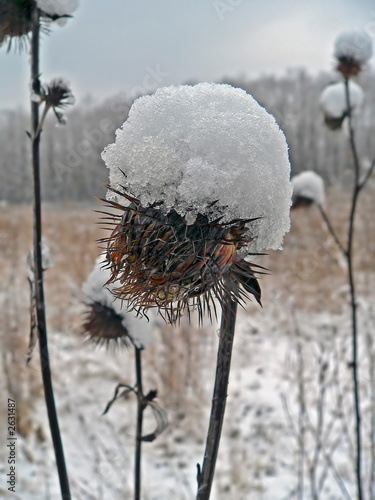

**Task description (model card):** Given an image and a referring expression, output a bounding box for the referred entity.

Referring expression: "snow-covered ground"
[0,198,374,499]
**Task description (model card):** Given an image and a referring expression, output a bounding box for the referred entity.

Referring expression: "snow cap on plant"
[101,83,292,322]
[82,257,154,349]
[291,171,325,209]
[334,29,373,77]
[36,0,79,25]
[319,81,364,130]
[0,0,79,50]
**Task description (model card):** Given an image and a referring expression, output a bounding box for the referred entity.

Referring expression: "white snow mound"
[334,29,373,63]
[319,81,364,118]
[82,257,154,349]
[291,171,325,206]
[102,83,292,253]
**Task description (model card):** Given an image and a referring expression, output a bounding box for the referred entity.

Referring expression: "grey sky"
[1,0,374,110]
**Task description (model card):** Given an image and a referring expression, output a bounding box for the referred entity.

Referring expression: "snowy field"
[0,185,374,499]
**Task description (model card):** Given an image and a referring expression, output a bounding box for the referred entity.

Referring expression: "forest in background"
[1,68,375,204]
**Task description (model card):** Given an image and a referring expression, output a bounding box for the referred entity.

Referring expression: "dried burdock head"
[82,300,131,349]
[0,0,35,51]
[101,187,263,324]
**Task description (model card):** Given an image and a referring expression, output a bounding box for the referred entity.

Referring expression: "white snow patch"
[334,29,373,63]
[319,80,364,118]
[83,257,154,349]
[102,83,292,253]
[291,171,325,206]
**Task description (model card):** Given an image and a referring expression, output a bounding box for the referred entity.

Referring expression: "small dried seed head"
[291,195,314,210]
[323,112,346,131]
[334,30,373,79]
[101,188,262,324]
[336,57,361,79]
[40,78,74,108]
[82,301,131,349]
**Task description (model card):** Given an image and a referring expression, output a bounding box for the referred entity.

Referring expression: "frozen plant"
[32,78,75,133]
[319,81,364,130]
[102,83,292,322]
[303,31,375,500]
[36,0,79,24]
[0,1,80,497]
[291,171,325,208]
[100,82,292,499]
[82,258,166,500]
[82,257,153,349]
[334,29,373,77]
[0,0,79,50]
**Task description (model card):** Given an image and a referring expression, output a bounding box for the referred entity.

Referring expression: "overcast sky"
[1,0,374,110]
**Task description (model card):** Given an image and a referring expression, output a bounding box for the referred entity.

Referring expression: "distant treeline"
[1,69,375,203]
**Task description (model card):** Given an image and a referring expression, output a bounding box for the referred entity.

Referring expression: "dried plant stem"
[134,347,144,500]
[366,331,375,500]
[317,204,345,255]
[344,77,363,500]
[293,317,306,500]
[197,283,238,500]
[317,78,370,500]
[30,8,71,499]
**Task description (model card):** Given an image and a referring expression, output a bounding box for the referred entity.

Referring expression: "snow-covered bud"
[101,83,292,322]
[0,0,79,51]
[319,81,364,130]
[291,171,325,209]
[334,29,373,78]
[36,0,79,25]
[82,258,154,349]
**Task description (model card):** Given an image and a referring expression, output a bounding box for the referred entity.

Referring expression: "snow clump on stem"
[334,29,373,77]
[320,81,364,129]
[36,0,79,23]
[291,171,325,208]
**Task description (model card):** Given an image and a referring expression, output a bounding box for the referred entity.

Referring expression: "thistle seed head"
[82,300,132,349]
[101,187,263,324]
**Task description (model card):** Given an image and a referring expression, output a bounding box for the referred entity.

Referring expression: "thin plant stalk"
[30,7,71,499]
[344,77,363,500]
[134,347,145,500]
[197,282,238,500]
[318,79,368,500]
